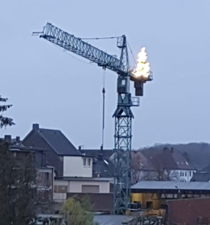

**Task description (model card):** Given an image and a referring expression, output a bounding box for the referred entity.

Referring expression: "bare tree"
[131,152,142,183]
[131,148,181,182]
[150,149,180,181]
[0,141,37,225]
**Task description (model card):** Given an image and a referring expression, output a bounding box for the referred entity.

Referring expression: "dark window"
[54,185,67,193]
[45,172,49,181]
[82,185,99,193]
[146,201,153,209]
[83,158,86,166]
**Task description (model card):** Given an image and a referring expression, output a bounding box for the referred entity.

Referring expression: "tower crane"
[34,23,152,214]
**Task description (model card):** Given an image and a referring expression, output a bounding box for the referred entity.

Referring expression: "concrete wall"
[63,156,92,177]
[69,181,110,193]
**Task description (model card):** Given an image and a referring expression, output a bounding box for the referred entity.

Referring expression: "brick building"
[167,198,210,225]
[2,135,54,213]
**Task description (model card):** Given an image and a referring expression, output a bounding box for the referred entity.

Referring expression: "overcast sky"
[1,1,210,149]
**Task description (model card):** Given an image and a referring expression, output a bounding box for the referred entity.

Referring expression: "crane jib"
[40,23,128,75]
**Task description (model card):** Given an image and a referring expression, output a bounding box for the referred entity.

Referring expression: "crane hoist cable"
[101,68,106,151]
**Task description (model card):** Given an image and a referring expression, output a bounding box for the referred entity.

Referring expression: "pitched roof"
[142,147,194,170]
[131,151,154,171]
[191,172,210,182]
[93,157,114,178]
[201,163,210,173]
[140,143,210,170]
[37,128,80,156]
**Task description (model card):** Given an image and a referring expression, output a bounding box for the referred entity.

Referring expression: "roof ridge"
[38,128,81,156]
[37,130,60,154]
[39,128,61,132]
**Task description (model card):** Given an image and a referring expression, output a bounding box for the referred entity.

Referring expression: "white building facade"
[63,156,93,177]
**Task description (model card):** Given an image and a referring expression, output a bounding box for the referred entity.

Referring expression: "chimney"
[33,123,39,130]
[4,135,11,143]
[78,145,84,150]
[16,136,20,143]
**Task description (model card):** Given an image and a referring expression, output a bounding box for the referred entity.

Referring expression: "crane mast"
[113,35,133,213]
[35,23,151,214]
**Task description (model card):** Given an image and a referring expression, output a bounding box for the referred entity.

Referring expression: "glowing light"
[132,47,150,80]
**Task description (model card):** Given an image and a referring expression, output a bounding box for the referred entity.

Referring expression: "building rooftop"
[142,147,194,171]
[80,149,114,178]
[38,128,80,156]
[140,143,210,170]
[24,124,81,156]
[131,181,210,191]
[80,149,113,158]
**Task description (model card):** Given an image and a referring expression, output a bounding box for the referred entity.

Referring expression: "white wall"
[137,169,195,182]
[63,156,92,177]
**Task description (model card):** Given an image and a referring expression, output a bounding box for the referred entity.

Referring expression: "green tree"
[0,95,14,128]
[61,197,94,225]
[80,195,93,212]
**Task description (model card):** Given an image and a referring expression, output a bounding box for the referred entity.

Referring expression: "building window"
[45,172,49,181]
[88,158,91,166]
[54,185,67,193]
[82,185,99,193]
[190,171,191,176]
[83,158,86,166]
[185,172,187,177]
